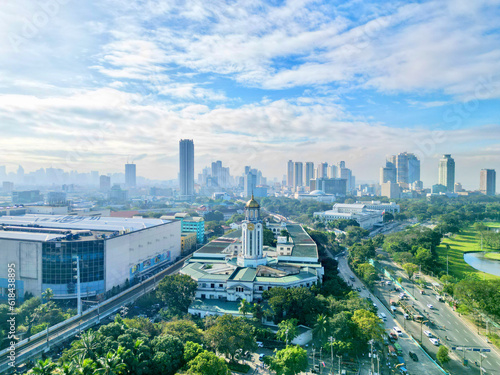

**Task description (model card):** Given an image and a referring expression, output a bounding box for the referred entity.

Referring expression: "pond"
[463,252,500,277]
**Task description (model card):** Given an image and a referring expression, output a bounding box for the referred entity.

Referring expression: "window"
[258,286,263,291]
[236,286,244,292]
[211,283,215,288]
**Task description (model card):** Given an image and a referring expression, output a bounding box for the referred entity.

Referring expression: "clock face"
[247,223,255,230]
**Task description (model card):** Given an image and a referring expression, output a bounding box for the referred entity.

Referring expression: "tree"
[276,319,299,345]
[436,346,450,364]
[95,348,127,375]
[156,274,197,315]
[238,299,251,317]
[351,310,385,342]
[150,334,185,375]
[41,288,54,303]
[313,314,329,344]
[187,350,230,375]
[402,263,419,279]
[268,345,308,375]
[251,303,264,321]
[184,341,204,363]
[162,319,204,344]
[71,330,101,361]
[30,359,57,375]
[415,247,434,271]
[205,314,256,361]
[383,212,394,222]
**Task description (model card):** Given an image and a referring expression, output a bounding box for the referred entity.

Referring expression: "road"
[336,253,444,375]
[379,254,500,375]
[0,256,189,374]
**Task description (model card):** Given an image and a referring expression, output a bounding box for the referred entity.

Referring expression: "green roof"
[286,224,318,259]
[230,267,257,282]
[256,268,317,283]
[189,299,246,316]
[180,263,230,281]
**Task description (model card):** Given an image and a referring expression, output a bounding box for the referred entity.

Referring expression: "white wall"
[104,221,181,290]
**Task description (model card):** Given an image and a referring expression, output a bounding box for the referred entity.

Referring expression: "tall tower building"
[179,139,195,197]
[408,154,421,184]
[305,162,315,187]
[125,163,136,188]
[237,195,266,268]
[480,169,496,196]
[287,160,294,187]
[294,162,303,189]
[329,165,338,179]
[396,153,409,185]
[338,161,352,192]
[100,175,111,191]
[318,162,329,178]
[438,154,455,192]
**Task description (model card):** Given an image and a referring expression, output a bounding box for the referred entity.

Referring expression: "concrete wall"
[104,221,181,290]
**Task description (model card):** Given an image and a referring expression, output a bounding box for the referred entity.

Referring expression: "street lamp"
[420,320,429,343]
[328,337,335,374]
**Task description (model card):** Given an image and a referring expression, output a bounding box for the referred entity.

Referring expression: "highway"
[336,253,444,375]
[378,254,500,375]
[0,256,189,374]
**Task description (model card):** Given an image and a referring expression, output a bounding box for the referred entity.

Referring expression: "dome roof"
[245,195,260,208]
[309,190,326,195]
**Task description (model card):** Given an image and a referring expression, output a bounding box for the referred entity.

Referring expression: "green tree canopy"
[268,345,308,375]
[187,350,230,375]
[156,274,197,315]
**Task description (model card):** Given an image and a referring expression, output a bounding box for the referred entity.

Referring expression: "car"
[423,330,433,338]
[409,351,419,362]
[378,313,387,321]
[427,304,434,309]
[403,313,410,320]
[259,353,266,361]
[393,327,403,336]
[257,341,264,348]
[429,337,440,346]
[389,332,398,341]
[356,287,362,292]
[362,286,366,290]
[386,281,391,285]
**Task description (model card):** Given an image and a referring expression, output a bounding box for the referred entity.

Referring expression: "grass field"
[484,252,500,261]
[436,222,500,280]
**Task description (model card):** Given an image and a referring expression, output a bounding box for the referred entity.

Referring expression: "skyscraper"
[480,169,496,196]
[408,154,421,184]
[244,171,257,197]
[318,162,329,178]
[179,139,194,197]
[396,153,409,184]
[294,162,303,189]
[338,161,353,192]
[305,162,315,187]
[100,175,111,191]
[438,154,455,192]
[287,160,294,187]
[125,163,136,188]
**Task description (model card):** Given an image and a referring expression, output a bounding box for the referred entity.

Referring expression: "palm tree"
[95,349,127,375]
[42,288,54,303]
[238,299,251,317]
[72,357,95,375]
[71,330,101,361]
[31,359,57,375]
[313,314,329,344]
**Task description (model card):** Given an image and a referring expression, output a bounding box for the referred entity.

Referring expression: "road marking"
[464,337,470,342]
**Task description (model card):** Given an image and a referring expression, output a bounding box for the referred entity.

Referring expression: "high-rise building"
[305,162,315,187]
[244,171,257,197]
[310,178,347,196]
[100,175,111,191]
[329,165,338,179]
[179,139,195,197]
[294,162,303,188]
[438,154,455,192]
[287,160,294,187]
[125,163,136,188]
[480,169,496,196]
[408,154,420,184]
[383,153,420,187]
[318,162,329,179]
[396,153,409,185]
[338,161,353,192]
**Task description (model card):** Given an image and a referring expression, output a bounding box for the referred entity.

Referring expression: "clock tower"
[238,195,267,267]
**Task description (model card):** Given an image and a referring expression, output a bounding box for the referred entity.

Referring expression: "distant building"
[287,160,294,187]
[47,191,67,206]
[356,200,400,213]
[12,190,43,204]
[244,171,257,197]
[454,182,464,193]
[480,169,496,196]
[125,163,136,188]
[314,203,384,230]
[318,162,329,179]
[109,184,128,203]
[294,190,336,203]
[162,213,205,243]
[181,232,197,254]
[438,154,455,192]
[294,162,303,188]
[100,175,111,191]
[2,181,14,192]
[432,184,448,194]
[381,182,401,199]
[310,178,347,196]
[26,205,68,215]
[179,139,195,198]
[305,162,315,187]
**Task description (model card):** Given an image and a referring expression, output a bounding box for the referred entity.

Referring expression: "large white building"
[313,203,384,229]
[181,196,323,317]
[0,215,181,301]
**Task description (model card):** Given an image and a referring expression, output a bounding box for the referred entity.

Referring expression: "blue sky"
[0,0,499,189]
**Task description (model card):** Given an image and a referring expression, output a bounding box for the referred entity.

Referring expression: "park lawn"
[485,222,500,229]
[484,252,500,261]
[436,225,500,281]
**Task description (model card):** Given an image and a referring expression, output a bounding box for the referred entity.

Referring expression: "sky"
[0,0,499,189]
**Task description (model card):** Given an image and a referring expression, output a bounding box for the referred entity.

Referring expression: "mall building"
[0,214,180,301]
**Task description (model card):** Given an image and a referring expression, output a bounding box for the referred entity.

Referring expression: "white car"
[429,337,440,346]
[427,304,434,309]
[393,327,403,336]
[423,330,433,338]
[378,313,387,321]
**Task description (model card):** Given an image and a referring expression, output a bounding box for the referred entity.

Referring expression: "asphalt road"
[336,253,444,375]
[380,256,500,375]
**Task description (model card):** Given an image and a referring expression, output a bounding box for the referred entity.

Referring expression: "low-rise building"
[313,203,384,230]
[181,232,197,254]
[162,213,205,243]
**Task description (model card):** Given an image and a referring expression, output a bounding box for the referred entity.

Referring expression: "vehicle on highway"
[388,345,397,356]
[393,327,403,336]
[423,330,433,337]
[427,304,434,309]
[436,295,444,302]
[389,332,398,341]
[399,366,408,374]
[350,276,355,281]
[390,305,397,313]
[394,343,403,355]
[356,287,362,292]
[409,351,418,362]
[403,313,410,320]
[362,285,366,289]
[429,337,440,346]
[379,312,387,321]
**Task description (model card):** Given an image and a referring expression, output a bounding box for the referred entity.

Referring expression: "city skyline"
[0,1,499,189]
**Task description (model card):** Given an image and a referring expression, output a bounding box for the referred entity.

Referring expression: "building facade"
[179,139,195,198]
[313,203,384,229]
[439,154,455,192]
[480,169,496,196]
[125,163,136,188]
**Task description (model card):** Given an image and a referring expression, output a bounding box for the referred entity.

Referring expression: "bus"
[394,342,403,355]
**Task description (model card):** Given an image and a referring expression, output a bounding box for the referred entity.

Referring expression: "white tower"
[238,195,267,267]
